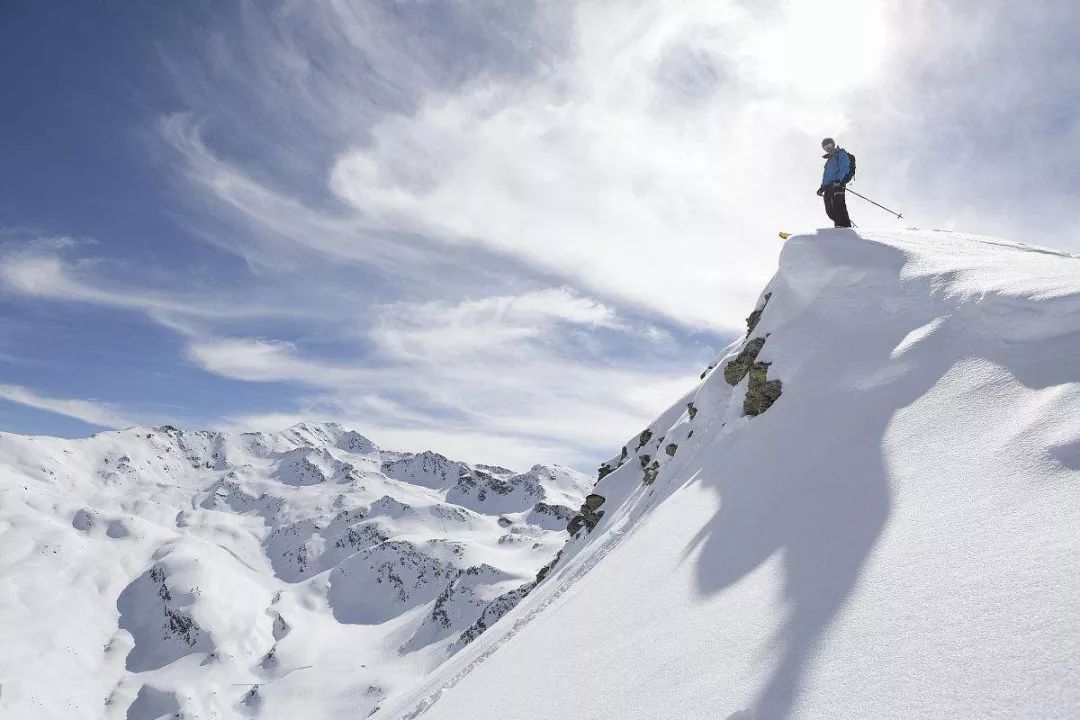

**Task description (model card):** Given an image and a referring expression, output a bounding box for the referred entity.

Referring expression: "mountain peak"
[377,228,1080,720]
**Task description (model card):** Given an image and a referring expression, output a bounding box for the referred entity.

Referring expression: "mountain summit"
[379,229,1080,720]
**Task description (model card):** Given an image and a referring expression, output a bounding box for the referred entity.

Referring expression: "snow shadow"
[1051,442,1080,471]
[685,236,961,719]
[688,232,1080,718]
[117,564,211,672]
[126,685,180,720]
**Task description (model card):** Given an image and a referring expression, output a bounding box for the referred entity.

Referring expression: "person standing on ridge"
[817,137,854,228]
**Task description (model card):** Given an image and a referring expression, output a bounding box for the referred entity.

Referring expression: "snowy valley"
[0,422,588,718]
[3,228,1080,720]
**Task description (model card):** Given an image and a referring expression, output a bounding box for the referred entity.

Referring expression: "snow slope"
[0,422,588,719]
[379,229,1080,720]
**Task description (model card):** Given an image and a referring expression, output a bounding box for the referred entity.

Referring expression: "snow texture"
[4,228,1079,719]
[376,229,1080,720]
[0,421,586,718]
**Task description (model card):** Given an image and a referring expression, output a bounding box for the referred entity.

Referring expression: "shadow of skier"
[684,236,961,719]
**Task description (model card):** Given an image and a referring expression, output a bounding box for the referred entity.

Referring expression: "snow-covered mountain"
[5,228,1079,720]
[0,421,588,718]
[376,229,1080,720]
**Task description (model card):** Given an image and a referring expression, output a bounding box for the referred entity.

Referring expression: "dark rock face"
[686,402,698,420]
[636,429,654,451]
[452,469,520,504]
[532,502,575,524]
[598,446,631,481]
[566,494,606,536]
[453,583,533,649]
[117,562,209,672]
[534,549,563,584]
[724,337,766,386]
[328,540,463,625]
[744,362,783,415]
[583,494,605,513]
[719,294,784,416]
[642,460,660,485]
[665,443,678,458]
[148,567,200,649]
[447,465,560,515]
[745,292,772,336]
[381,451,462,488]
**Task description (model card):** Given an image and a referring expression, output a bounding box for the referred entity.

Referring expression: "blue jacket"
[820,148,852,190]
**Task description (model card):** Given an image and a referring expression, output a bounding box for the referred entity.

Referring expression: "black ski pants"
[823,184,852,228]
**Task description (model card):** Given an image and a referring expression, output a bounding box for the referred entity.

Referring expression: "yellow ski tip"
[778,232,792,240]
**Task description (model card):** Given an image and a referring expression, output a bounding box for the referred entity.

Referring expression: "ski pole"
[845,188,903,219]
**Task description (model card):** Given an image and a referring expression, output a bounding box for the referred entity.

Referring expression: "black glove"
[816,187,825,196]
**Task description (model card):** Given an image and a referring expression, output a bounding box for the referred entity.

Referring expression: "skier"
[817,137,853,228]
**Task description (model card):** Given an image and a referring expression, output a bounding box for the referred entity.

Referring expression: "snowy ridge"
[0,422,588,718]
[380,229,1080,720]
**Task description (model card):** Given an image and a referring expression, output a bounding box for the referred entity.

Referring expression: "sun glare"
[747,0,890,97]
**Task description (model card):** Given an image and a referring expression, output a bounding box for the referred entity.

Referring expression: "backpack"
[841,150,857,184]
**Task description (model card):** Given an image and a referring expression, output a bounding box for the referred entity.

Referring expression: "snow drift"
[379,229,1080,720]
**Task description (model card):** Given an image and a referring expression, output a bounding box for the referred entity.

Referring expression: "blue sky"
[2,0,1079,469]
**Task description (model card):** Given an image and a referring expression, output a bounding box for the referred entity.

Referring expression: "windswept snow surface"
[0,422,588,718]
[380,229,1080,720]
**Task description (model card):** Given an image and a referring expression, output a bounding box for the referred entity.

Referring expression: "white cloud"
[158,1,909,334]
[0,246,289,333]
[1,254,100,303]
[0,385,133,429]
[1,238,702,465]
[738,0,889,97]
[159,115,402,272]
[319,0,900,329]
[0,241,390,350]
[186,337,372,385]
[187,287,701,465]
[849,1,1080,251]
[369,288,625,361]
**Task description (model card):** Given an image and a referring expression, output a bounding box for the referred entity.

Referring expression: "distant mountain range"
[0,421,588,718]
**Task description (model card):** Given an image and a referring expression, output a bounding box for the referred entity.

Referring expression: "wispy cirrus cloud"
[0,241,315,332]
[0,384,134,429]
[0,251,219,321]
[368,288,627,360]
[163,0,887,331]
[185,336,376,386]
[0,236,704,467]
[187,287,700,465]
[316,0,895,329]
